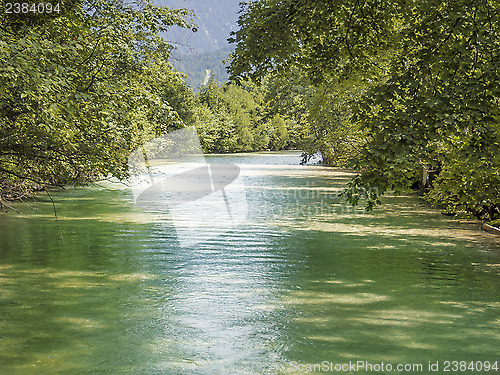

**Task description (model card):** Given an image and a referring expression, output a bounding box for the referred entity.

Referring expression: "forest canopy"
[0,0,193,203]
[228,0,500,220]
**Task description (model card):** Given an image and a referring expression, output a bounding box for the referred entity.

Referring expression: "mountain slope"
[154,0,241,88]
[154,0,242,53]
[170,46,233,90]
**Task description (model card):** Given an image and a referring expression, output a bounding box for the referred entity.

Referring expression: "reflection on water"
[0,151,499,374]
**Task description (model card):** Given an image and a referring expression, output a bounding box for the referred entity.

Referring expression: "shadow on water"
[0,151,499,374]
[274,228,500,370]
[0,193,177,374]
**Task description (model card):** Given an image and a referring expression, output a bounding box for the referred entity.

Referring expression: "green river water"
[0,151,499,374]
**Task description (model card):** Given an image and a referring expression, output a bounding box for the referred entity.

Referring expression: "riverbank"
[484,222,500,235]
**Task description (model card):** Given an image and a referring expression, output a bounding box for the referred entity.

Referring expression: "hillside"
[154,0,241,53]
[170,46,233,90]
[152,0,241,88]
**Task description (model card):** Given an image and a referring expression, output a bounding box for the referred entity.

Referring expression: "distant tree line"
[173,74,309,154]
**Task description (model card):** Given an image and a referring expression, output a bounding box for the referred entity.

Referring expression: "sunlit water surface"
[0,151,499,375]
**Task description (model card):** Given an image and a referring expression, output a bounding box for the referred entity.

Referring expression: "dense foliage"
[0,0,193,207]
[229,0,500,220]
[0,0,312,211]
[184,76,305,153]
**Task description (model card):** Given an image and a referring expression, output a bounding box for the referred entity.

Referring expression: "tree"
[350,0,500,218]
[265,114,288,150]
[228,0,398,84]
[301,82,366,166]
[195,78,261,152]
[0,0,193,206]
[229,0,500,219]
[192,103,238,153]
[258,70,312,151]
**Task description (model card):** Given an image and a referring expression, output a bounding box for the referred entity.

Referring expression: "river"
[0,151,499,374]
